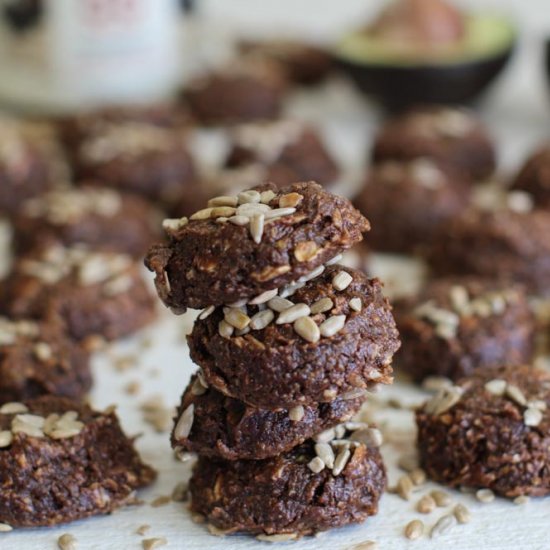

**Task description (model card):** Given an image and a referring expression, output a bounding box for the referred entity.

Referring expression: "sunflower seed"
[162,217,188,232]
[0,523,12,532]
[33,342,52,362]
[298,265,324,283]
[136,525,151,536]
[405,519,424,540]
[279,192,303,208]
[228,215,250,226]
[208,195,238,207]
[485,379,507,396]
[237,190,261,204]
[218,320,234,338]
[410,468,427,486]
[396,475,414,500]
[191,376,208,396]
[190,207,213,220]
[319,315,346,337]
[237,203,271,217]
[310,297,333,315]
[332,448,351,476]
[398,452,419,472]
[249,289,278,305]
[249,309,275,330]
[264,207,296,219]
[350,542,378,550]
[0,431,13,448]
[315,443,335,469]
[431,490,452,507]
[142,538,167,550]
[294,241,319,262]
[350,428,383,448]
[475,488,495,503]
[276,303,310,324]
[430,514,456,538]
[288,405,305,422]
[314,427,335,443]
[0,402,28,414]
[308,456,325,473]
[506,384,527,407]
[449,285,469,313]
[224,308,251,330]
[256,533,298,543]
[260,190,277,204]
[332,271,353,291]
[325,254,343,266]
[267,296,294,312]
[528,400,547,411]
[349,297,362,312]
[513,495,530,505]
[453,503,471,524]
[198,305,215,320]
[174,405,194,439]
[11,414,45,437]
[278,282,304,298]
[422,376,453,393]
[294,316,320,343]
[524,407,543,427]
[425,386,463,416]
[249,213,265,244]
[417,494,436,514]
[58,533,77,550]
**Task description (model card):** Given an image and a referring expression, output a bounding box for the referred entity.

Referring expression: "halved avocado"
[333,14,515,110]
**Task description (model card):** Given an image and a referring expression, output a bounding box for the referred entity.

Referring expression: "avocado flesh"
[337,14,514,66]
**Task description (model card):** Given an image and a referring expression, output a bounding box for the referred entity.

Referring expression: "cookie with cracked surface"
[0,395,155,528]
[371,106,495,182]
[428,205,550,297]
[0,244,156,342]
[190,433,385,537]
[188,265,399,409]
[0,317,91,404]
[172,374,364,460]
[395,277,536,382]
[145,181,370,312]
[354,159,470,254]
[13,186,160,259]
[417,365,550,497]
[224,120,339,187]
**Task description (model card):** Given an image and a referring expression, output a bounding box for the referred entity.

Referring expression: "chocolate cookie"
[371,106,496,182]
[0,317,91,404]
[0,117,56,215]
[395,278,536,382]
[511,144,550,208]
[354,159,470,254]
[428,204,550,296]
[0,244,156,342]
[0,396,155,528]
[189,265,399,409]
[146,182,370,311]
[224,120,339,187]
[190,425,385,537]
[69,122,197,210]
[13,187,160,259]
[183,60,287,125]
[239,39,332,85]
[172,374,364,460]
[417,365,550,497]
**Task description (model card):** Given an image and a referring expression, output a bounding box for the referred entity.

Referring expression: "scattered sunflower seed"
[421,376,452,393]
[430,514,456,538]
[260,190,277,204]
[398,452,419,472]
[409,468,426,486]
[198,305,215,320]
[350,542,378,550]
[453,503,471,524]
[238,190,261,204]
[513,495,530,505]
[150,495,172,508]
[208,195,238,208]
[136,525,151,536]
[57,533,77,550]
[142,537,167,550]
[475,488,495,503]
[396,474,414,500]
[405,519,424,540]
[256,533,298,543]
[431,490,452,507]
[417,494,436,514]
[288,405,305,422]
[325,254,343,266]
[0,523,12,532]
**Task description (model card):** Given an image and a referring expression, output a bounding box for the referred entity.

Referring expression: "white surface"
[4,3,550,549]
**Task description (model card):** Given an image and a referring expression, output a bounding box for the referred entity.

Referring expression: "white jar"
[0,0,181,113]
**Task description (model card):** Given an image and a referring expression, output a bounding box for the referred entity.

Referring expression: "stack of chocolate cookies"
[145,181,401,539]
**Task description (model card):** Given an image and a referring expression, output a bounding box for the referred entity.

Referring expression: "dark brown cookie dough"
[238,39,333,85]
[0,117,56,215]
[0,395,156,528]
[190,426,385,537]
[417,365,550,497]
[224,120,339,187]
[189,265,399,409]
[395,277,536,382]
[146,182,370,311]
[428,204,550,296]
[354,159,470,254]
[183,60,287,125]
[0,245,156,342]
[68,123,197,210]
[511,144,550,208]
[371,106,496,182]
[13,187,160,259]
[172,374,364,460]
[0,317,91,404]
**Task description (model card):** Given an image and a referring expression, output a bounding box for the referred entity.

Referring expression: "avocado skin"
[335,45,514,111]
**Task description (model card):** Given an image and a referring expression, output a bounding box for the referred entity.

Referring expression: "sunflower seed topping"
[310,297,334,315]
[264,207,296,220]
[224,308,251,330]
[267,296,294,312]
[349,297,362,312]
[249,213,265,244]
[425,386,463,416]
[249,309,275,331]
[208,195,238,208]
[260,190,277,204]
[174,405,194,439]
[332,271,353,291]
[485,379,507,396]
[524,407,543,427]
[315,443,335,469]
[308,456,325,473]
[319,315,346,337]
[506,384,527,407]
[276,303,310,324]
[0,402,28,414]
[218,320,234,338]
[294,316,320,343]
[332,448,351,475]
[288,405,305,422]
[198,305,215,320]
[249,288,278,305]
[430,514,456,538]
[279,192,303,208]
[0,431,13,448]
[11,414,45,438]
[162,217,188,233]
